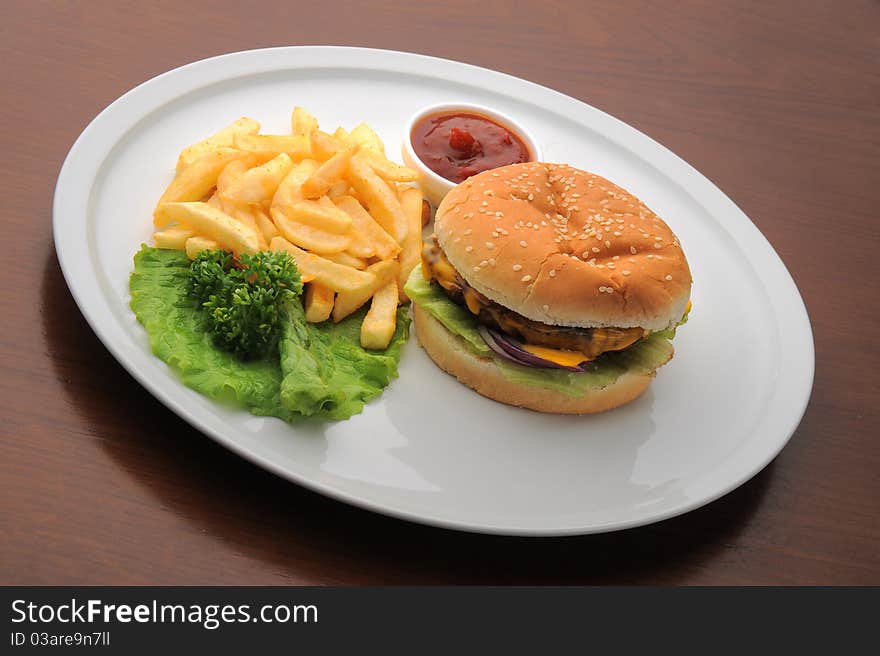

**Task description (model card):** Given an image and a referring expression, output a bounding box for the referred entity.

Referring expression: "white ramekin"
[401,102,543,209]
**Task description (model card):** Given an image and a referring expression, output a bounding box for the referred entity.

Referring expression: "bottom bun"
[412,305,656,414]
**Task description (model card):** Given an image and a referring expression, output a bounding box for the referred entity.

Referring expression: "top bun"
[434,162,692,331]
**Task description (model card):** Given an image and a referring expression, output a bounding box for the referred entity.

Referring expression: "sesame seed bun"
[413,305,655,414]
[435,162,692,331]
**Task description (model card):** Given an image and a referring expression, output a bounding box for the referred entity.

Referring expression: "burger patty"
[421,237,647,359]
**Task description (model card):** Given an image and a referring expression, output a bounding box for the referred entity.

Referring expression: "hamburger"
[404,162,692,414]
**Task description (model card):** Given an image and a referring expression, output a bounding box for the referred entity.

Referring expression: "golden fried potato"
[271,159,319,211]
[349,122,385,155]
[360,280,398,349]
[185,235,220,260]
[155,148,246,223]
[310,130,343,160]
[156,202,261,254]
[223,153,294,204]
[269,237,375,292]
[153,226,194,250]
[270,208,350,254]
[232,134,311,159]
[346,155,408,244]
[284,199,352,234]
[301,145,359,199]
[333,195,400,260]
[176,117,259,173]
[396,186,424,302]
[360,150,418,182]
[303,283,335,323]
[331,260,398,323]
[291,107,319,136]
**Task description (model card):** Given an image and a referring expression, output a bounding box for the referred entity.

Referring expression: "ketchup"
[411,112,531,183]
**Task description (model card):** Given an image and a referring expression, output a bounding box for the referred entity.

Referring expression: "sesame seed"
[549,269,557,277]
[488,258,496,266]
[592,246,600,253]
[473,266,480,272]
[464,228,472,235]
[465,245,473,252]
[479,260,488,267]
[512,264,523,271]
[542,304,550,311]
[598,286,607,292]
[665,274,673,281]
[630,246,638,254]
[622,270,632,276]
[653,242,662,249]
[605,240,611,248]
[485,242,495,249]
[521,275,532,283]
[520,240,528,247]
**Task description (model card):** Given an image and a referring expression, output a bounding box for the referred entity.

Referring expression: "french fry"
[232,134,311,159]
[253,206,280,242]
[206,192,223,210]
[216,156,258,196]
[360,280,399,349]
[397,186,424,302]
[223,153,294,204]
[155,148,246,223]
[153,226,194,250]
[185,235,220,260]
[303,283,335,323]
[301,144,359,199]
[270,208,350,254]
[310,130,343,160]
[222,201,268,251]
[333,127,353,146]
[346,155,408,244]
[291,107,319,136]
[326,180,350,199]
[269,237,375,292]
[271,159,318,211]
[360,150,418,182]
[155,202,261,254]
[283,199,352,234]
[333,195,400,260]
[349,122,385,155]
[176,117,259,173]
[322,251,367,270]
[331,260,399,323]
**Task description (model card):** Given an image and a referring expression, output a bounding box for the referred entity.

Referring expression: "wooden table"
[2,0,877,585]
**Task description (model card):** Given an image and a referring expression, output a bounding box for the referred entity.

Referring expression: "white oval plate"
[54,47,814,536]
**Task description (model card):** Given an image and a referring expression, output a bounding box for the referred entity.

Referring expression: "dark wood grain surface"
[2,0,878,585]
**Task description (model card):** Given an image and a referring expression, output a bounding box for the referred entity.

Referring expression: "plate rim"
[52,45,815,536]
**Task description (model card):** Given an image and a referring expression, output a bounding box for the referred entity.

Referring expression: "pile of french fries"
[151,108,425,350]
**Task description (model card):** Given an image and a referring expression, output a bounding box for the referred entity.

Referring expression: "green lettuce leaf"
[129,246,408,421]
[404,266,677,397]
[278,299,410,420]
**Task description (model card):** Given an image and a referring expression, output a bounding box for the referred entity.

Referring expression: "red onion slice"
[479,325,587,372]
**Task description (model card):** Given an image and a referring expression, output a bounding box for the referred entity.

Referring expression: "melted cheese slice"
[520,343,592,366]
